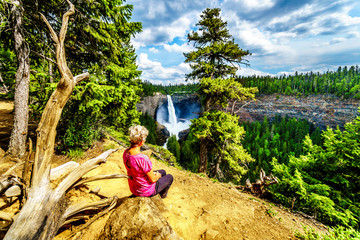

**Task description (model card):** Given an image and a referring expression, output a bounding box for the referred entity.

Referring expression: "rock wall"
[236,94,360,130]
[137,93,359,130]
[137,93,200,119]
[136,93,167,118]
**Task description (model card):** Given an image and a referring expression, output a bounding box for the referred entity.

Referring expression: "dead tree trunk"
[7,0,30,157]
[245,169,279,198]
[2,1,127,239]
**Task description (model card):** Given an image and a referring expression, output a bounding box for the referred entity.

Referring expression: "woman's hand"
[146,170,161,183]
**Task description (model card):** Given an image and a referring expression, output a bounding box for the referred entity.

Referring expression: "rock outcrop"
[236,94,359,130]
[99,196,180,240]
[136,93,167,119]
[137,93,359,132]
[137,93,200,120]
[156,122,170,146]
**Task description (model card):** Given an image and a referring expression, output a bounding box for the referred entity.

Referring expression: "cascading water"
[156,95,198,140]
[167,95,177,135]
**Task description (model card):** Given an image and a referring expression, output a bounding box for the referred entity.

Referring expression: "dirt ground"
[0,101,13,151]
[0,101,329,240]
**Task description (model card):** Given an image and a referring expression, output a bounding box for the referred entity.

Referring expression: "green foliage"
[139,113,158,145]
[198,77,257,111]
[180,131,200,172]
[1,0,142,151]
[242,65,360,99]
[295,225,360,240]
[66,148,84,160]
[0,46,16,99]
[269,112,360,227]
[141,81,198,96]
[241,115,322,182]
[166,135,181,161]
[184,8,251,80]
[57,66,142,150]
[190,111,254,181]
[145,143,179,167]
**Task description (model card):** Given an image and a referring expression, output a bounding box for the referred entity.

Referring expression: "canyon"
[137,93,360,131]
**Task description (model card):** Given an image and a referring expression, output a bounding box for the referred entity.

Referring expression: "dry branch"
[64,197,118,240]
[245,169,278,197]
[73,174,128,188]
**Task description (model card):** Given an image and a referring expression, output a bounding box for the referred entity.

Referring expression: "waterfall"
[156,94,199,141]
[167,95,177,134]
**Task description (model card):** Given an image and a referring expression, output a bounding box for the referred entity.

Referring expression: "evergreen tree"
[191,111,253,181]
[167,135,181,161]
[184,8,256,175]
[1,0,143,151]
[270,113,360,227]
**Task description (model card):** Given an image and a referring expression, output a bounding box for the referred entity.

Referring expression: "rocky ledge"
[235,94,359,130]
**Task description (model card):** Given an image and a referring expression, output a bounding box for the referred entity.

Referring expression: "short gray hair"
[129,125,149,145]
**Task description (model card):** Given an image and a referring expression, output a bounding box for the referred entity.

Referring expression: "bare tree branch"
[39,13,59,44]
[234,99,256,114]
[73,174,128,188]
[31,50,56,64]
[74,72,90,84]
[63,197,116,221]
[55,149,118,194]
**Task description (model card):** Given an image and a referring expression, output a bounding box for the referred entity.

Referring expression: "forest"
[241,66,360,98]
[141,80,198,96]
[141,65,360,99]
[0,1,359,239]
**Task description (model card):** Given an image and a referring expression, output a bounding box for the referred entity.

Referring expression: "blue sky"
[127,0,360,85]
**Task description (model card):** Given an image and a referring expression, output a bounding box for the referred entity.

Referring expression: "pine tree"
[184,8,256,176]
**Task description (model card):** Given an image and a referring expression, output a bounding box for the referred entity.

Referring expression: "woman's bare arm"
[146,170,161,183]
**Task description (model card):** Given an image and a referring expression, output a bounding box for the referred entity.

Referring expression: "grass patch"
[295,225,360,240]
[66,148,84,160]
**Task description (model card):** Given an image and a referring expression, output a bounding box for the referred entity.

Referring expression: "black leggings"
[154,169,173,198]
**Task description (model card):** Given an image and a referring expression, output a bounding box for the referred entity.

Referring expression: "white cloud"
[163,43,195,53]
[222,0,275,13]
[130,0,360,84]
[237,67,273,77]
[149,47,159,53]
[242,0,275,11]
[137,53,191,84]
[133,15,194,46]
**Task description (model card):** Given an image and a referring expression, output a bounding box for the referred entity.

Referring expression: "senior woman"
[123,125,173,198]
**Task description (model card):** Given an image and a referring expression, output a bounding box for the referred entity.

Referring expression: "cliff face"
[137,93,359,130]
[136,93,200,119]
[236,94,359,130]
[136,93,168,118]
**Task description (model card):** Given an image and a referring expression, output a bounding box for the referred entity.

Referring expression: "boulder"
[155,122,170,146]
[178,129,190,144]
[99,196,181,240]
[137,93,167,119]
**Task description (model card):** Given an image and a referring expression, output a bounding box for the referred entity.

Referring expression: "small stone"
[205,229,219,240]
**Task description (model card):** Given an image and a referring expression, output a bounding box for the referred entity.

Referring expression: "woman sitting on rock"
[123,125,173,198]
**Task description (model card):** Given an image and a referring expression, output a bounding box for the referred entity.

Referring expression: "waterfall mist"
[156,95,200,139]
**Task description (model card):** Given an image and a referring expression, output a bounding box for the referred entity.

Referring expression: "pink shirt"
[123,150,156,197]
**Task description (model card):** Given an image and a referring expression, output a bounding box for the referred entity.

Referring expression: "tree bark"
[198,139,208,173]
[7,0,30,158]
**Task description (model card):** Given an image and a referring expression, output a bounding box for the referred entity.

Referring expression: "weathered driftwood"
[244,169,279,197]
[99,196,181,240]
[50,161,80,181]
